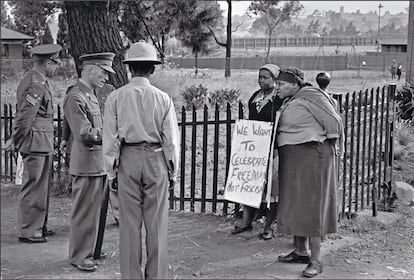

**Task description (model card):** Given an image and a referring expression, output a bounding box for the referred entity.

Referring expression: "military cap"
[122,40,161,65]
[31,44,62,63]
[79,52,115,74]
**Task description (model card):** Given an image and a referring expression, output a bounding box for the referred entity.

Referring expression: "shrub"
[395,119,414,147]
[209,88,241,109]
[396,83,414,121]
[181,84,210,110]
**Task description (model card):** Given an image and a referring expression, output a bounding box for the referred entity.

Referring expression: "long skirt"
[277,141,337,237]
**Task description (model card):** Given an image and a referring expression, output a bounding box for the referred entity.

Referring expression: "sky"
[218,1,409,16]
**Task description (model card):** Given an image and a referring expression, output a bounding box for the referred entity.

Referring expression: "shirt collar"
[129,76,150,85]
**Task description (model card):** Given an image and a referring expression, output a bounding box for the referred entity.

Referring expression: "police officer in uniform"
[11,44,62,243]
[103,41,180,279]
[63,52,115,272]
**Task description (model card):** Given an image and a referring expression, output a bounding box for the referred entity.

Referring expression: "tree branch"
[206,24,227,47]
[231,21,243,33]
[133,3,164,57]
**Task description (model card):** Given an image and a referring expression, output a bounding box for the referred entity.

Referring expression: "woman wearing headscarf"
[231,64,283,240]
[276,68,343,278]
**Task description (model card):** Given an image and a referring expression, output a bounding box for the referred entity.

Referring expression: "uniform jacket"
[62,83,115,156]
[13,69,54,155]
[63,80,105,176]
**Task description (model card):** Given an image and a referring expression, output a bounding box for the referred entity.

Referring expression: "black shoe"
[72,259,97,272]
[278,250,310,264]
[43,229,55,237]
[231,225,253,234]
[259,229,274,240]
[302,262,323,278]
[18,236,48,243]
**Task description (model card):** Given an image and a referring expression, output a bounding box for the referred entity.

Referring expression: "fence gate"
[1,85,396,219]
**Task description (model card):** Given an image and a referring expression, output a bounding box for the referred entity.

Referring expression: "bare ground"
[1,177,414,280]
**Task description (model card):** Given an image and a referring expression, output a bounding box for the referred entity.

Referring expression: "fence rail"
[227,36,377,49]
[1,84,396,218]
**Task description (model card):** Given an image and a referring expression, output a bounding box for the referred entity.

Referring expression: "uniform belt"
[121,142,162,152]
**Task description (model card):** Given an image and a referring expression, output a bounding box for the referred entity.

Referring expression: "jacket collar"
[76,79,94,95]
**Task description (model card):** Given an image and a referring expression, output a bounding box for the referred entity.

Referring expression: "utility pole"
[377,2,383,52]
[407,0,414,84]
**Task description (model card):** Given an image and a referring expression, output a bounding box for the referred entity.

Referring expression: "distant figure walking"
[390,60,397,80]
[397,64,402,80]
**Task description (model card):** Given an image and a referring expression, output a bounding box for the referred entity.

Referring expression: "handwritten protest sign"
[224,119,274,208]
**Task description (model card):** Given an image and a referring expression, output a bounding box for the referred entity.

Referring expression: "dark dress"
[248,88,283,199]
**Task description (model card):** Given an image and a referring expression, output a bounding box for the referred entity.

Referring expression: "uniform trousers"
[69,175,105,265]
[118,146,169,279]
[18,153,52,238]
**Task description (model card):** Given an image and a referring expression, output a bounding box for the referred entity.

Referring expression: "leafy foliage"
[209,88,241,109]
[8,0,61,47]
[248,0,303,58]
[175,0,223,76]
[396,84,414,121]
[119,0,180,63]
[181,85,241,110]
[181,84,210,110]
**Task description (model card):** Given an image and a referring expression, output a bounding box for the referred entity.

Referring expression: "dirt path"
[1,181,413,279]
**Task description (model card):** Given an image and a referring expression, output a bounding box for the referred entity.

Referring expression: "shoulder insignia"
[25,94,39,106]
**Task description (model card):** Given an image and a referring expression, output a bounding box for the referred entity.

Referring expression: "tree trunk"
[194,52,198,77]
[407,0,414,84]
[161,34,165,68]
[266,28,272,61]
[64,1,128,88]
[224,0,232,78]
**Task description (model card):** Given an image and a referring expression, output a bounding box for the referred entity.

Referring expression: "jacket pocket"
[30,118,54,153]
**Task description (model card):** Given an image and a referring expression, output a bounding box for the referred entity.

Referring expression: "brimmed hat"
[31,44,62,64]
[80,52,115,74]
[259,64,280,79]
[122,40,161,65]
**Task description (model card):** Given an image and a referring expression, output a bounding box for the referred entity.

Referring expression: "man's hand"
[4,138,15,152]
[109,177,118,192]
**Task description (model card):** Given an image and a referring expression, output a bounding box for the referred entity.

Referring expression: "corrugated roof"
[380,36,407,45]
[1,26,33,40]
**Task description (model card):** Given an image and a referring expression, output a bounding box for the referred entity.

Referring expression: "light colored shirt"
[102,77,180,180]
[277,98,327,147]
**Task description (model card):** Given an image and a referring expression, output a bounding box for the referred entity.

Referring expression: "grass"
[1,67,406,112]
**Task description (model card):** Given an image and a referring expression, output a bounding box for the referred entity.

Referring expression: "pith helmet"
[122,40,161,65]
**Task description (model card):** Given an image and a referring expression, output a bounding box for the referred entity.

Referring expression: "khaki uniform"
[103,77,180,279]
[62,83,119,222]
[63,80,106,266]
[13,69,54,238]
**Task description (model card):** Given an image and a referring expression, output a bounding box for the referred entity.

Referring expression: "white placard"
[15,153,23,186]
[224,119,274,209]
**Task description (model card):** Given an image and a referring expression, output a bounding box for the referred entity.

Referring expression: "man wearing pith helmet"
[63,52,115,272]
[103,40,180,279]
[10,44,62,243]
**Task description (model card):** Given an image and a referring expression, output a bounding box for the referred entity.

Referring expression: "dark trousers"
[18,154,52,238]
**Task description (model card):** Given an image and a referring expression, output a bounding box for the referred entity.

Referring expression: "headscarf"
[277,68,305,86]
[259,64,280,79]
